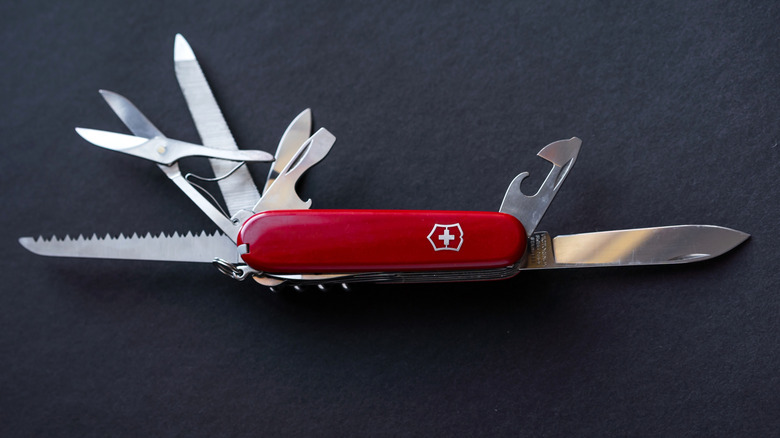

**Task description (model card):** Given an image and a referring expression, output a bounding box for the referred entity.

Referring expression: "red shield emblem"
[427,223,463,251]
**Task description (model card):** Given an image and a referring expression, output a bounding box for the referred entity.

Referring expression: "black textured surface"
[2,1,779,436]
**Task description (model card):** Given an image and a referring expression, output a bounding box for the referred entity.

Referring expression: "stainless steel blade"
[75,128,273,164]
[264,109,312,194]
[174,34,261,215]
[19,231,239,264]
[99,89,164,138]
[523,225,749,269]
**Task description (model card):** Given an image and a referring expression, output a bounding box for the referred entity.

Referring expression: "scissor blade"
[75,128,147,150]
[19,231,239,264]
[99,89,163,138]
[264,109,312,194]
[524,225,749,269]
[174,33,261,215]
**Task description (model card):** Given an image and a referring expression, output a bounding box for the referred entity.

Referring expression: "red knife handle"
[237,210,526,273]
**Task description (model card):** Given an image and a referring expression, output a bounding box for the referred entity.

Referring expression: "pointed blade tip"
[288,108,312,130]
[725,227,751,249]
[299,108,313,126]
[704,224,750,246]
[74,127,93,141]
[655,225,749,263]
[98,89,120,101]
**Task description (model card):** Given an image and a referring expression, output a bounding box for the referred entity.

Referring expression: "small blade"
[264,109,312,194]
[19,231,239,264]
[524,225,749,269]
[174,34,261,215]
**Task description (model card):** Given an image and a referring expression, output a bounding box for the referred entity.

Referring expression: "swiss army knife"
[19,35,749,288]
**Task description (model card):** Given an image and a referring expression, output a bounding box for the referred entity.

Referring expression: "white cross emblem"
[427,223,463,251]
[439,228,455,247]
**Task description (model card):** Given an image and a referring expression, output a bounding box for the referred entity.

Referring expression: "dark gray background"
[2,1,778,436]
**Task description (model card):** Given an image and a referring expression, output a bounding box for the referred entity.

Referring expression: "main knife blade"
[174,34,261,215]
[524,225,749,269]
[19,231,239,264]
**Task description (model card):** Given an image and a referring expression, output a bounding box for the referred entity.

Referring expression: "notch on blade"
[500,137,581,236]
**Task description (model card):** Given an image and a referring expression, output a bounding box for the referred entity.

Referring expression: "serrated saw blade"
[18,231,239,264]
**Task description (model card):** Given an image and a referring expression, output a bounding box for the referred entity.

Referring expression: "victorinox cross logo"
[427,224,464,251]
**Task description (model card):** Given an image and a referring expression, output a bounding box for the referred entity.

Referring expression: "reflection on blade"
[100,89,164,138]
[18,231,239,264]
[524,226,749,269]
[75,128,147,149]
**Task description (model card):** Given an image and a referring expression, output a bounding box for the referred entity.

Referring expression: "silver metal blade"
[19,231,239,264]
[100,89,164,138]
[174,34,261,215]
[75,127,147,149]
[524,225,749,269]
[264,109,312,194]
